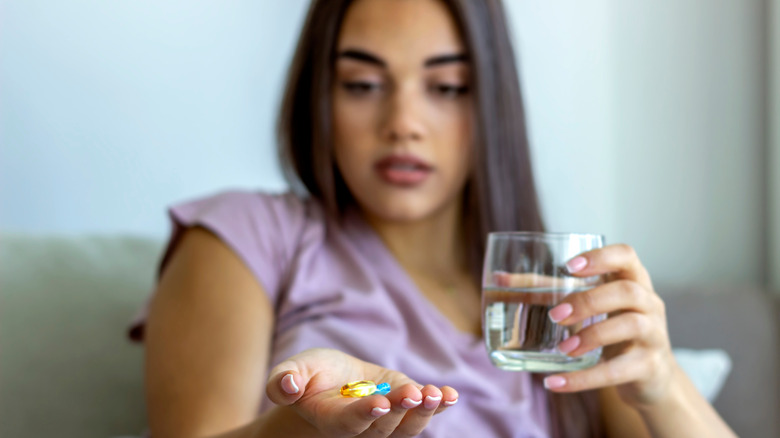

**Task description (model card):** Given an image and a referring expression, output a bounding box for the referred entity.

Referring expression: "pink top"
[129,190,553,437]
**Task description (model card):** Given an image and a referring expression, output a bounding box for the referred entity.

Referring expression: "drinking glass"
[482,232,606,372]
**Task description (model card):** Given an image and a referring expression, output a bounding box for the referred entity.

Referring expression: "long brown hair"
[277,1,602,436]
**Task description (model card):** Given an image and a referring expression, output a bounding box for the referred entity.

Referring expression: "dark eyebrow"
[336,49,469,69]
[336,49,386,67]
[424,53,469,67]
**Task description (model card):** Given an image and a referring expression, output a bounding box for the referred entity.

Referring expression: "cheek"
[436,108,474,181]
[332,98,378,179]
[333,94,379,144]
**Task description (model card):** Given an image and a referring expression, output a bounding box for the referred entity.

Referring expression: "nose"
[380,84,425,144]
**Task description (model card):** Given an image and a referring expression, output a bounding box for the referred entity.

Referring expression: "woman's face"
[332,0,473,223]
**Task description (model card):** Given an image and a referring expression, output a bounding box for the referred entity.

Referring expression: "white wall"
[610,0,767,285]
[506,0,620,240]
[0,1,303,236]
[0,0,771,287]
[509,0,768,286]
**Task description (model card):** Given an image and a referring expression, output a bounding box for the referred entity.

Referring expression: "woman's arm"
[629,364,734,437]
[599,366,734,438]
[144,227,458,438]
[146,227,336,437]
[599,386,650,438]
[144,226,287,437]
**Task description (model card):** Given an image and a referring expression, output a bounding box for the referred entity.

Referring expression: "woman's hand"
[541,244,676,409]
[265,348,458,438]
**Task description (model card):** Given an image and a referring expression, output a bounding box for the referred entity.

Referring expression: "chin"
[357,189,448,224]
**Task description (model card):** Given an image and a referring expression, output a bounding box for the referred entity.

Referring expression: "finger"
[300,391,395,436]
[548,280,661,326]
[557,312,656,357]
[324,394,393,436]
[565,244,652,288]
[543,349,650,393]
[434,386,459,414]
[392,385,442,436]
[266,369,306,406]
[490,273,588,308]
[266,350,348,405]
[280,393,390,437]
[494,272,574,289]
[361,383,423,437]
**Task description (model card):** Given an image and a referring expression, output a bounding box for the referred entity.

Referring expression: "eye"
[431,83,469,98]
[341,81,383,96]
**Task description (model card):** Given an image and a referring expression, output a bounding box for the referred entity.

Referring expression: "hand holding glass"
[482,232,606,372]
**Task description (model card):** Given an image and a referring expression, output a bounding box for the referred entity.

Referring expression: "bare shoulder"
[145,226,275,437]
[151,226,272,325]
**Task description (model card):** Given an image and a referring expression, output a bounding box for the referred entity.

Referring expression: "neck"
[362,198,468,280]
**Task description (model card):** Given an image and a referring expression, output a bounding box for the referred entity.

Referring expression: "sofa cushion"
[672,348,732,402]
[0,233,161,438]
[661,284,780,438]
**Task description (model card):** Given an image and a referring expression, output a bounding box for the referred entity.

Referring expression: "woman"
[130,0,736,436]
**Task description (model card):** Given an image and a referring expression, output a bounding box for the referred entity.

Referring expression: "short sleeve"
[127,190,309,342]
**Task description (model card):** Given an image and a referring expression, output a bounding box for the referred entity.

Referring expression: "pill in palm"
[340,380,391,397]
[374,382,391,395]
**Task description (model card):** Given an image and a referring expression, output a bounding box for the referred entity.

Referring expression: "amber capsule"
[340,380,377,397]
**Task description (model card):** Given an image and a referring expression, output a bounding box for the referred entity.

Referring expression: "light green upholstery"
[0,233,161,438]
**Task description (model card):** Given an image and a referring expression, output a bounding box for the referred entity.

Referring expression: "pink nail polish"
[423,395,441,409]
[401,397,422,409]
[566,256,588,273]
[557,335,580,354]
[371,407,391,417]
[494,271,510,287]
[544,376,567,390]
[548,303,573,323]
[281,373,299,394]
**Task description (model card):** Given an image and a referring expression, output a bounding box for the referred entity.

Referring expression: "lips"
[374,154,433,187]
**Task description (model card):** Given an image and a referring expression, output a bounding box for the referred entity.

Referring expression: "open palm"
[266,348,458,437]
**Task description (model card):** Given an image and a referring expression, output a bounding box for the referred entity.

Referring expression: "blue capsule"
[374,382,391,395]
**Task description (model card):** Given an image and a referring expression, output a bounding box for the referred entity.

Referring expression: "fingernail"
[557,335,580,354]
[281,373,299,394]
[401,397,422,409]
[494,271,510,287]
[423,395,441,409]
[548,303,573,323]
[443,398,458,407]
[544,376,567,390]
[566,256,588,273]
[371,407,391,417]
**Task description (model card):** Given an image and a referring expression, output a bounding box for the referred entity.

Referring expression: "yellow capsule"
[340,380,377,397]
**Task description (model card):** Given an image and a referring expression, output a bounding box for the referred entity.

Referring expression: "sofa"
[1,233,778,437]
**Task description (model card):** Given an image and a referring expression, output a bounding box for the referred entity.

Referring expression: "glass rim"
[487,231,605,240]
